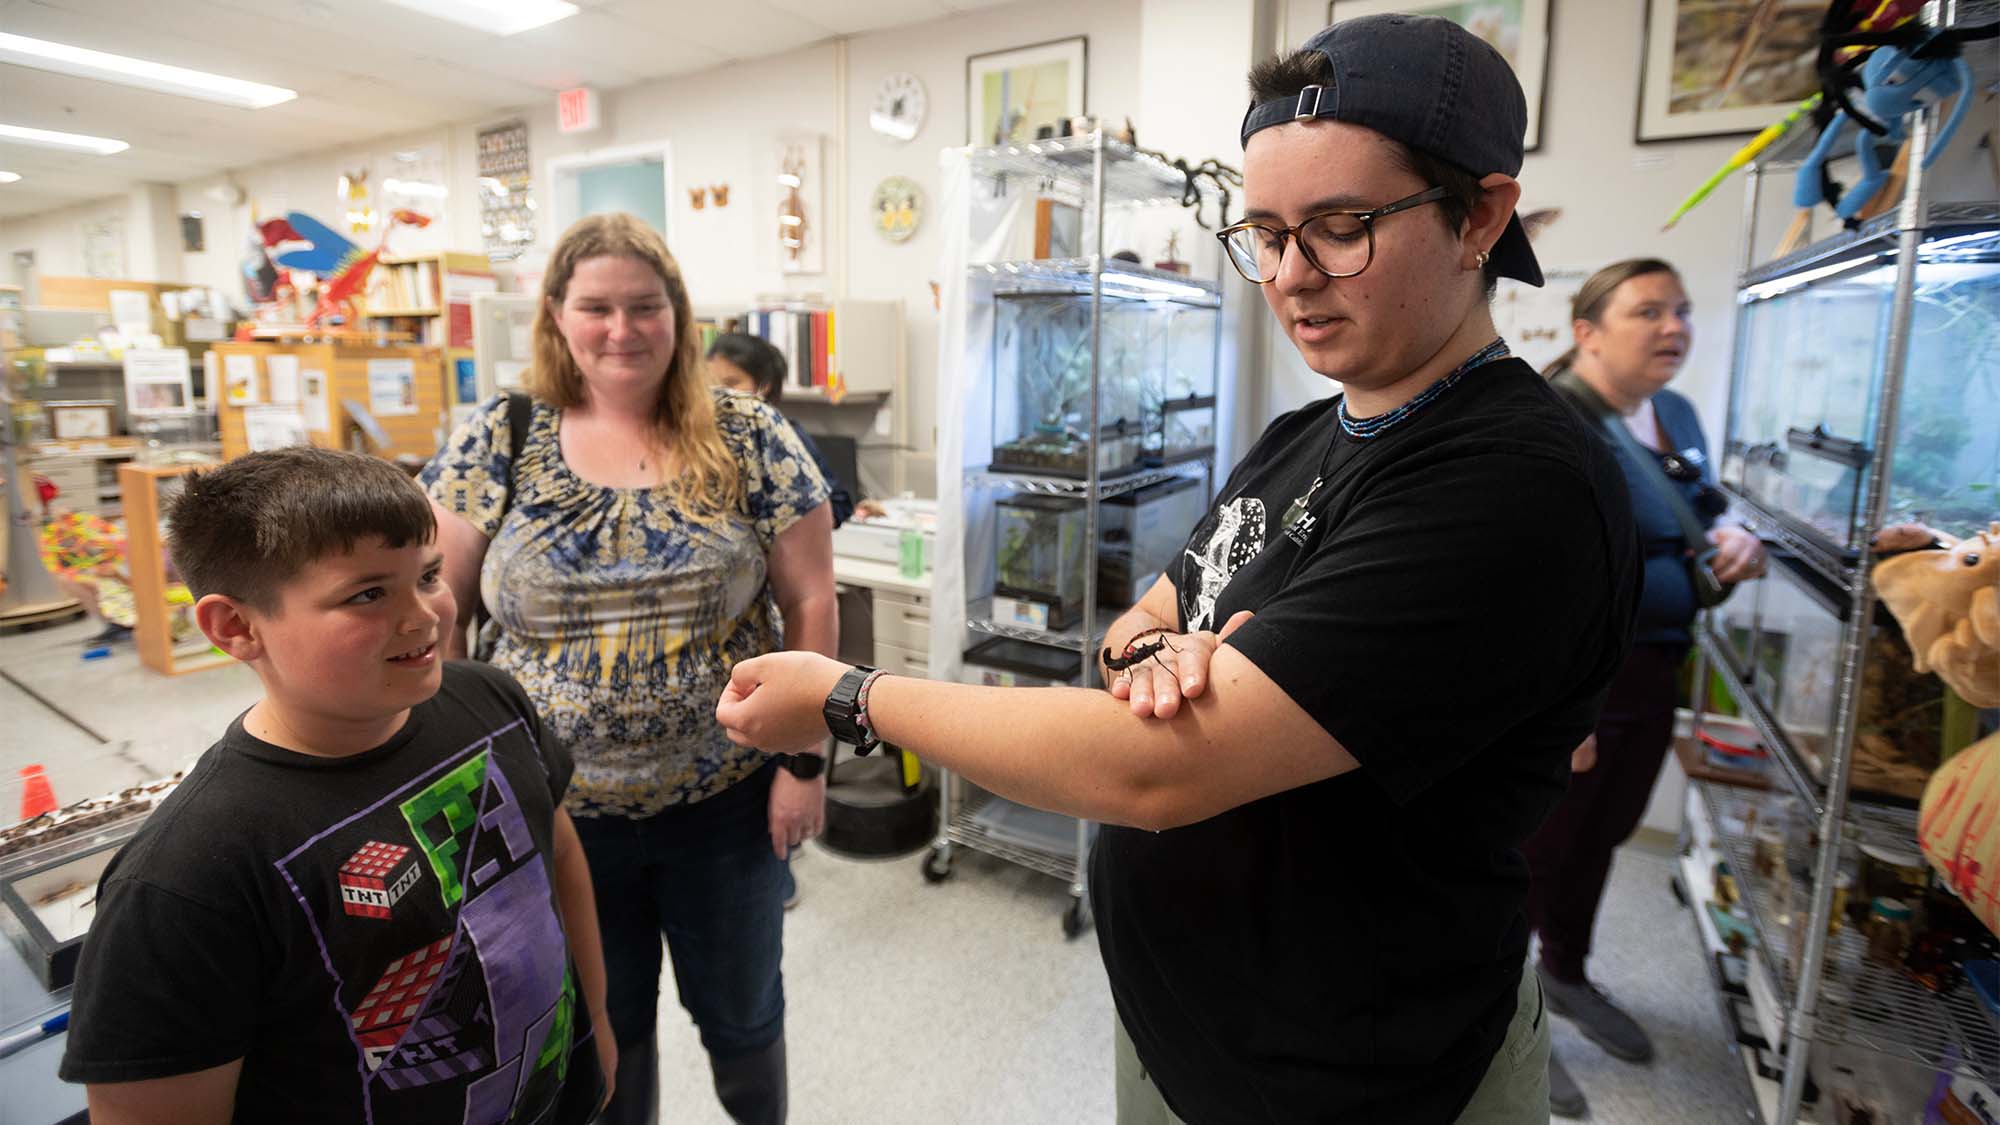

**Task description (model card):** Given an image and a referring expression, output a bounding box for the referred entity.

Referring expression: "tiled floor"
[2,617,1750,1123]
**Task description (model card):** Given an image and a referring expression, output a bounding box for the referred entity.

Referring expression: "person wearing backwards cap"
[717,15,1639,1123]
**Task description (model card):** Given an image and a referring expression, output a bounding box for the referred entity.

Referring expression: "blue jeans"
[574,761,787,1059]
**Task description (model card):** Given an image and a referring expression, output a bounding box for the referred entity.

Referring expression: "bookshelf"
[362,251,496,349]
[698,298,901,402]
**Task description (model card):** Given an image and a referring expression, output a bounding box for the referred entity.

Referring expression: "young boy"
[60,446,615,1124]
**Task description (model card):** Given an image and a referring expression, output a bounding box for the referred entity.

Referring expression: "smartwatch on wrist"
[776,752,825,780]
[823,665,884,755]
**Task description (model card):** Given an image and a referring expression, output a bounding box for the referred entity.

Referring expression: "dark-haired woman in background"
[1531,258,1765,1117]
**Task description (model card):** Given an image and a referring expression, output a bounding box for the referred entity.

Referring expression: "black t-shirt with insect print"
[62,661,602,1124]
[1091,357,1641,1123]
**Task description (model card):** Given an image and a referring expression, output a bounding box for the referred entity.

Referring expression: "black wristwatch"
[822,665,884,755]
[776,752,825,780]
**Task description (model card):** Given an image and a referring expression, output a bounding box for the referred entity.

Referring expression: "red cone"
[19,764,57,819]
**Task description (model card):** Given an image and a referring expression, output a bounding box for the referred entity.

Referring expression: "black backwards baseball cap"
[1239,14,1544,287]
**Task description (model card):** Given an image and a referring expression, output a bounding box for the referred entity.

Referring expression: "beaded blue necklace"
[1337,337,1511,440]
[1272,337,1513,543]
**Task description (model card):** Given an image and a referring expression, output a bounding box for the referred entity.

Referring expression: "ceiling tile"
[600,0,836,59]
[0,0,1040,220]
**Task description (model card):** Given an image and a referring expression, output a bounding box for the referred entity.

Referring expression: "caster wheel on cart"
[923,847,954,883]
[1062,898,1091,939]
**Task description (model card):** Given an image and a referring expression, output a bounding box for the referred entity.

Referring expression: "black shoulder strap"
[1551,371,1712,556]
[470,393,534,655]
[504,392,532,508]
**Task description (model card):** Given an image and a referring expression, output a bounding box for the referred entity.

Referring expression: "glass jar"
[1865,897,1913,968]
[1753,825,1787,882]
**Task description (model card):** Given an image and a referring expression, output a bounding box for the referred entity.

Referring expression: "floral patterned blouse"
[421,389,827,817]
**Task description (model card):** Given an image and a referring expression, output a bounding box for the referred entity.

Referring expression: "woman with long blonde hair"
[425,212,835,1124]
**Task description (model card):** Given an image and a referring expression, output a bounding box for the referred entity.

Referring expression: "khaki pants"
[1115,966,1551,1124]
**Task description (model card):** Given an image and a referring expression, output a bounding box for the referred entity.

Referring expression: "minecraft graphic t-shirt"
[62,661,602,1124]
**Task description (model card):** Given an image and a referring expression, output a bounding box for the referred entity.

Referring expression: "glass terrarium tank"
[1739,559,1960,803]
[991,293,1148,478]
[1145,304,1219,465]
[1725,222,2000,552]
[994,494,1090,627]
[1099,476,1206,607]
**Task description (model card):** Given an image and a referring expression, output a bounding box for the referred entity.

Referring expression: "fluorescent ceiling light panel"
[0,33,296,109]
[381,0,579,36]
[0,171,20,183]
[0,123,128,155]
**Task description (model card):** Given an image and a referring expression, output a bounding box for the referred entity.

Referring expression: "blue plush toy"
[1791,39,1975,222]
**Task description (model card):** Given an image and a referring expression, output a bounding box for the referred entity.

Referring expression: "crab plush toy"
[1874,522,2000,708]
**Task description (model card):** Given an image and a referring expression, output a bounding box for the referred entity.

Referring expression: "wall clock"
[870,73,927,143]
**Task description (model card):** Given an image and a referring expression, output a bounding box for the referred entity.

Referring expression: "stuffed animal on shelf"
[1919,729,2000,938]
[1791,22,1992,223]
[1873,522,2000,708]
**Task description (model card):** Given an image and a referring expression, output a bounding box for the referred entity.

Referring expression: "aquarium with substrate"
[1724,222,2000,552]
[989,293,1150,478]
[1722,555,1974,803]
[994,494,1091,627]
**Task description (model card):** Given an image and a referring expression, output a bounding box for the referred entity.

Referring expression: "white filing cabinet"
[832,554,934,678]
[871,587,931,677]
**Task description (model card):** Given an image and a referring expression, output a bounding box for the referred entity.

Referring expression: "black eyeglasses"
[1215,186,1449,284]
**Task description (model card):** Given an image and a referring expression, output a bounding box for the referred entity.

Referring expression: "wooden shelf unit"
[117,461,234,676]
[208,339,447,461]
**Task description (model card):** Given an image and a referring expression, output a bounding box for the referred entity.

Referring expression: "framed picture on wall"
[967,37,1087,146]
[1636,0,1822,142]
[1328,0,1550,151]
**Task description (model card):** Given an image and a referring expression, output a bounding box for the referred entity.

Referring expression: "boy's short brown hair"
[167,447,435,611]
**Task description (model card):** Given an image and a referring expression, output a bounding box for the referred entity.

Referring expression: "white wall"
[511,44,842,310]
[0,196,132,283]
[1136,0,1267,482]
[125,183,182,283]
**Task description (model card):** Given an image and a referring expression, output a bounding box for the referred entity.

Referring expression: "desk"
[833,556,935,679]
[833,555,931,599]
[0,810,151,1125]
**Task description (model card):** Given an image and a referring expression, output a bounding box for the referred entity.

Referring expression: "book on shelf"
[735,307,835,391]
[363,254,495,349]
[696,299,895,399]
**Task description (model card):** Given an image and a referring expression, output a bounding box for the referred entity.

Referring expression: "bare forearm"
[867,677,1218,830]
[552,819,609,1023]
[87,1062,241,1125]
[780,591,839,659]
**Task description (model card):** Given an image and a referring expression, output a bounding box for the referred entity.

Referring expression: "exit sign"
[558,87,600,134]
